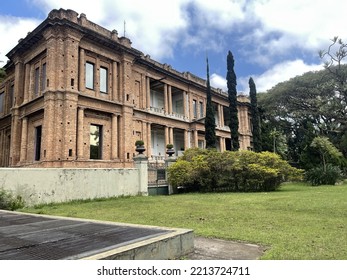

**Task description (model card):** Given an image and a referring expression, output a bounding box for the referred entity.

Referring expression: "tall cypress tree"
[205,57,216,148]
[226,51,239,151]
[249,77,262,152]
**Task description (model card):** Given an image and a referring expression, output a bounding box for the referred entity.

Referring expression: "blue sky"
[1,0,347,93]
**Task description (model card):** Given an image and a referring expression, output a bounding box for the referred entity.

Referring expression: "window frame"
[100,66,108,93]
[193,99,197,119]
[34,125,42,161]
[90,124,103,160]
[85,62,95,90]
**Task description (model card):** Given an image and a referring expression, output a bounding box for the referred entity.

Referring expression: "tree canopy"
[249,77,261,152]
[258,65,347,168]
[226,50,239,151]
[205,57,216,148]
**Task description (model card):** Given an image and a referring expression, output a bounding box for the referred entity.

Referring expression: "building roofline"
[4,8,249,104]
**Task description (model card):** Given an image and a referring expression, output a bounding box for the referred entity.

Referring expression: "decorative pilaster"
[168,85,172,114]
[147,123,151,158]
[111,114,118,159]
[164,84,168,113]
[79,48,85,92]
[145,77,150,109]
[19,117,28,162]
[193,129,198,147]
[77,107,84,159]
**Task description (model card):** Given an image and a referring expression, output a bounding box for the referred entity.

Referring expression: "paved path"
[186,237,266,260]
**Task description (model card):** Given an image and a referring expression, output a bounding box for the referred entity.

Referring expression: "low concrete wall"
[0,166,148,206]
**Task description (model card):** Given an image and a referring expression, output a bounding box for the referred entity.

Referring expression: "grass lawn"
[22,182,347,260]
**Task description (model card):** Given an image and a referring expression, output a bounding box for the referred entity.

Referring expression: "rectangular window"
[0,92,4,113]
[199,101,203,118]
[41,63,46,91]
[193,100,197,119]
[34,67,40,96]
[90,124,102,159]
[86,62,94,89]
[100,67,108,93]
[35,125,42,161]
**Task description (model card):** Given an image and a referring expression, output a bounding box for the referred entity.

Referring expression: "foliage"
[168,148,303,192]
[135,140,144,146]
[249,77,262,152]
[305,164,343,186]
[205,58,216,148]
[166,160,194,192]
[258,64,347,168]
[166,143,174,149]
[226,51,239,151]
[310,136,343,171]
[0,188,25,210]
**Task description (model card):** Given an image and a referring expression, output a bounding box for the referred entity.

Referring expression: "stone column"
[79,48,85,92]
[147,123,151,159]
[188,92,193,120]
[169,127,174,145]
[77,107,84,159]
[19,117,28,162]
[219,137,224,152]
[183,91,187,118]
[146,77,151,109]
[221,105,225,127]
[13,59,24,106]
[193,129,198,147]
[133,155,148,196]
[164,84,168,113]
[165,126,169,147]
[165,157,177,194]
[112,61,118,101]
[42,92,55,161]
[23,64,30,103]
[184,129,189,150]
[111,114,118,159]
[10,108,21,165]
[168,85,172,114]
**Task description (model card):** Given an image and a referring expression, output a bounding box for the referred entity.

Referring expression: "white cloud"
[239,59,324,93]
[246,0,347,60]
[31,0,189,60]
[210,73,227,91]
[211,59,324,93]
[0,16,40,67]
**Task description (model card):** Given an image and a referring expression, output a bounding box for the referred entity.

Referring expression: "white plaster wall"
[0,168,147,206]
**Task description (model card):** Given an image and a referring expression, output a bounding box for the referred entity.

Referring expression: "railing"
[148,107,189,121]
[150,155,165,161]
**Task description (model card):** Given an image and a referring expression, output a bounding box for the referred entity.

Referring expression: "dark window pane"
[90,124,102,159]
[34,67,40,96]
[35,125,42,161]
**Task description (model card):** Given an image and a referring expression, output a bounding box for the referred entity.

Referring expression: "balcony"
[148,107,189,121]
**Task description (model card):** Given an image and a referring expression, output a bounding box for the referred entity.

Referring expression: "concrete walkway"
[0,210,193,260]
[186,236,266,260]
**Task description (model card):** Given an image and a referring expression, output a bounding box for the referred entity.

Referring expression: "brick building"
[0,9,252,168]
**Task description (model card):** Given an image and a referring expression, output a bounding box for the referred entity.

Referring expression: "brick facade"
[0,9,252,168]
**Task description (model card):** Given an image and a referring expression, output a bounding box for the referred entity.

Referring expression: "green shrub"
[305,164,343,186]
[0,188,25,210]
[168,149,303,192]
